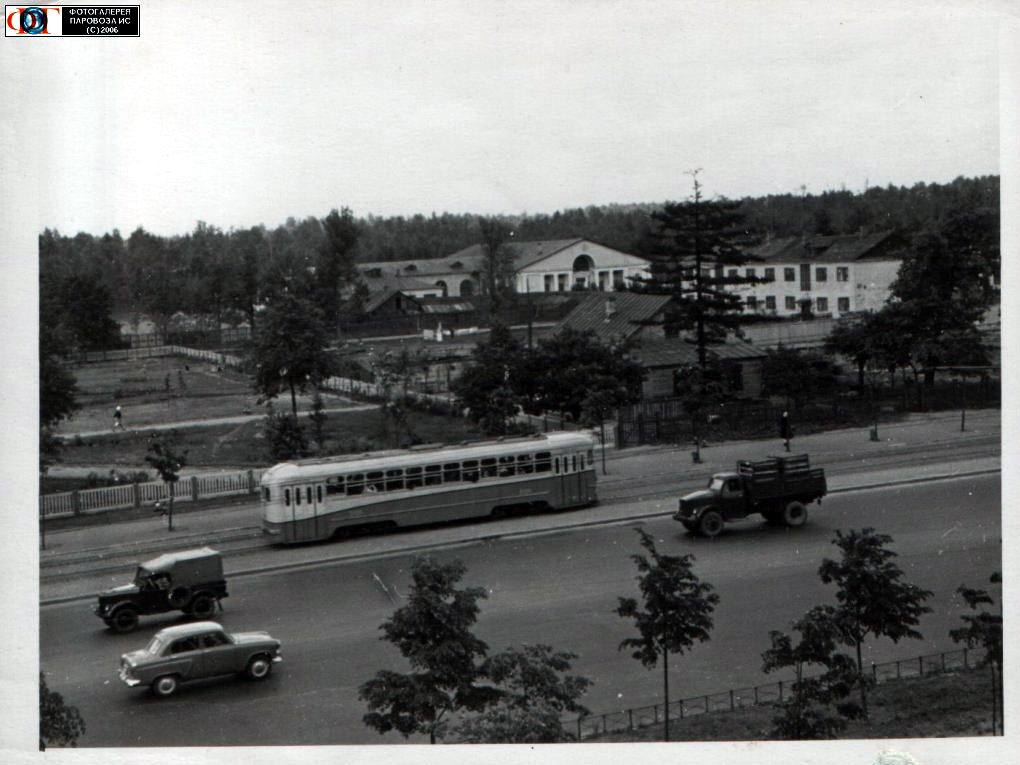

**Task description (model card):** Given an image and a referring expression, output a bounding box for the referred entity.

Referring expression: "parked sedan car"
[119,621,282,697]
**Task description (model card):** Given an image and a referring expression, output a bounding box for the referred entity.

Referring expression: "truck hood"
[99,583,139,599]
[231,631,277,647]
[680,489,715,505]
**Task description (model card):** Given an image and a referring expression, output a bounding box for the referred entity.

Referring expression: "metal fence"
[41,470,264,519]
[572,646,985,739]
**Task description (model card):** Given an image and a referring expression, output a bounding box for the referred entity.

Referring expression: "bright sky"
[1,0,1010,237]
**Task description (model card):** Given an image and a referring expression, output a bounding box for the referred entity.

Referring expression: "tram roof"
[261,431,594,483]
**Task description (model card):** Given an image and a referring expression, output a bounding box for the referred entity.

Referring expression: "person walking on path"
[113,405,124,431]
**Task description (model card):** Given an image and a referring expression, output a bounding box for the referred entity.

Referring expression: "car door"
[197,630,239,676]
[164,636,201,679]
[721,479,745,520]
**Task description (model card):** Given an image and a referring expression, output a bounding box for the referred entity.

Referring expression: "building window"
[746,295,757,310]
[544,274,554,292]
[836,266,849,282]
[815,267,828,282]
[612,269,625,289]
[765,295,776,310]
[816,297,829,312]
[598,271,609,291]
[460,279,475,297]
[784,267,796,282]
[764,267,775,282]
[727,269,738,278]
[557,273,567,292]
[838,297,850,312]
[785,296,797,310]
[746,267,756,278]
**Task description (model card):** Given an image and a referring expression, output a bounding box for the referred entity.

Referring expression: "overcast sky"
[2,0,1007,236]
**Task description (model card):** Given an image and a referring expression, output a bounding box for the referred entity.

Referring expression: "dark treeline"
[39,175,999,336]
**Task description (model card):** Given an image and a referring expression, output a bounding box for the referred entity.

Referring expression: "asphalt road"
[40,473,1001,747]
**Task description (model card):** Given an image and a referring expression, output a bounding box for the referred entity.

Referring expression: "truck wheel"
[110,606,139,633]
[246,655,273,681]
[151,675,179,698]
[783,501,808,528]
[699,511,724,538]
[189,594,216,620]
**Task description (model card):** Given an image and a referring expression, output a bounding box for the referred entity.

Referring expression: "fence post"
[873,663,878,682]
[191,475,199,502]
[730,689,735,711]
[754,685,759,705]
[896,660,901,680]
[577,718,582,740]
[247,469,255,494]
[628,708,633,730]
[132,483,141,509]
[679,700,684,719]
[919,656,924,676]
[72,491,82,516]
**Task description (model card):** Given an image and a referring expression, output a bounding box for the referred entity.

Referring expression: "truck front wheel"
[783,501,808,528]
[699,511,724,538]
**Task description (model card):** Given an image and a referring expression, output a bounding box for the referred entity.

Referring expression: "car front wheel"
[246,655,273,681]
[110,607,139,633]
[151,675,179,698]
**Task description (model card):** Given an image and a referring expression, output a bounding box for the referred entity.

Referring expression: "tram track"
[40,437,998,585]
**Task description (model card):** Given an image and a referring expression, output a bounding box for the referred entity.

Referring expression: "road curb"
[40,466,1000,607]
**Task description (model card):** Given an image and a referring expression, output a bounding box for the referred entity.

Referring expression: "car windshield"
[709,476,726,491]
[132,567,150,587]
[146,635,166,655]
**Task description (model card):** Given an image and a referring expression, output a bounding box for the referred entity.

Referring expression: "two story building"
[721,230,907,319]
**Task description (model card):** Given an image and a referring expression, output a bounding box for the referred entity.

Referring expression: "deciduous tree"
[251,291,336,416]
[316,207,361,330]
[451,323,527,435]
[616,528,719,741]
[40,671,86,749]
[453,644,592,743]
[818,528,932,717]
[144,431,187,532]
[477,217,516,314]
[761,346,837,408]
[360,556,497,743]
[950,572,1002,735]
[761,606,862,739]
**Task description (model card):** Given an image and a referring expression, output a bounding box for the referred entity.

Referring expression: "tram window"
[406,466,423,490]
[425,464,443,486]
[579,454,584,469]
[462,460,480,482]
[535,452,551,472]
[326,476,345,495]
[306,487,313,504]
[572,455,577,472]
[481,458,498,478]
[554,457,560,474]
[296,489,302,505]
[263,487,270,502]
[517,454,534,474]
[366,471,385,493]
[386,469,404,491]
[498,456,516,477]
[317,486,323,503]
[443,463,461,483]
[284,488,291,506]
[347,473,365,495]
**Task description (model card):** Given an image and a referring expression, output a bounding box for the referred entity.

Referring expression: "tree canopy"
[40,672,86,749]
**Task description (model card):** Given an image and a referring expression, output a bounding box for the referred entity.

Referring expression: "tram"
[259,431,597,544]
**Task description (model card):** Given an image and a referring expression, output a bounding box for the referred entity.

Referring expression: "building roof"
[420,300,475,314]
[362,288,424,314]
[636,337,767,368]
[555,292,673,344]
[749,230,903,264]
[359,270,443,293]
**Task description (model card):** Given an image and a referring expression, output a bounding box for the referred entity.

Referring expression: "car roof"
[153,621,224,640]
[140,547,220,573]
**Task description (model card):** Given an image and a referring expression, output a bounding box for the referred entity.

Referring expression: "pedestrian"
[114,405,124,431]
[779,410,791,452]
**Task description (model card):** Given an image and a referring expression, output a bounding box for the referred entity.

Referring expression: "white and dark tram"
[260,431,598,544]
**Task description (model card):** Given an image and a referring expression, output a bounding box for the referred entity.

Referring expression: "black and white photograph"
[2,1,1017,763]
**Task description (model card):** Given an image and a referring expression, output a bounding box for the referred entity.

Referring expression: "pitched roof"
[749,230,902,264]
[555,292,672,344]
[635,337,767,368]
[362,288,422,314]
[359,270,443,293]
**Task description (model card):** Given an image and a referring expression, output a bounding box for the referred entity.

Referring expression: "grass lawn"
[589,667,999,742]
[56,406,485,470]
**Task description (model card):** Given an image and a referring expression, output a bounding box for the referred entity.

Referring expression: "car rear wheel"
[110,606,139,633]
[151,675,179,698]
[189,594,216,619]
[699,511,724,538]
[783,501,808,528]
[246,655,273,681]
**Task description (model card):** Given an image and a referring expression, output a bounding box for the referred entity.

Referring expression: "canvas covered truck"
[673,454,827,537]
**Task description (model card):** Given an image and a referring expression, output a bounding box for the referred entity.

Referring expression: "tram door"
[310,483,325,540]
[561,453,583,506]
